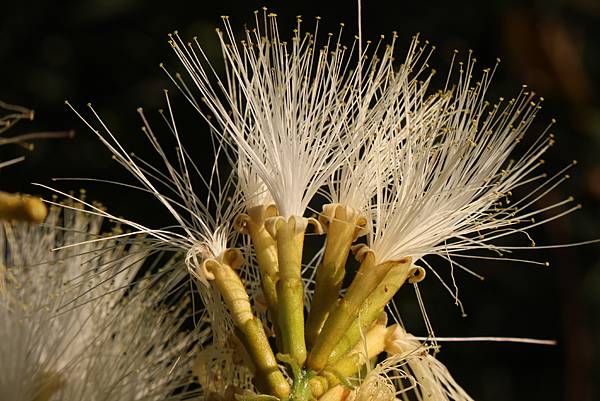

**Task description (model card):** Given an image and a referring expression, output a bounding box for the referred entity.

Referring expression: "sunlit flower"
[363,54,583,312]
[51,7,597,401]
[168,11,389,224]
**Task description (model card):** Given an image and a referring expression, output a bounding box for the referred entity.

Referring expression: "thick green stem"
[306,205,365,348]
[287,369,314,401]
[308,252,409,372]
[326,260,414,366]
[240,319,290,398]
[239,205,281,334]
[272,217,308,367]
[204,251,290,399]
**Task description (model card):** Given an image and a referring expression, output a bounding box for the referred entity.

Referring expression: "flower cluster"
[25,8,589,401]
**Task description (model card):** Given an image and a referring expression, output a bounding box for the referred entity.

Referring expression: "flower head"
[61,96,245,284]
[49,8,597,401]
[0,203,198,401]
[367,53,576,271]
[167,10,404,221]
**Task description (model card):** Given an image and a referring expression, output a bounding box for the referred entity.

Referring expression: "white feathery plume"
[324,35,436,216]
[58,93,247,284]
[366,53,577,273]
[167,10,379,222]
[58,97,260,384]
[0,203,199,401]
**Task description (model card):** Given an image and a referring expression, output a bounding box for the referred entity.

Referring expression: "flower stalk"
[266,216,321,367]
[307,249,411,372]
[306,204,367,348]
[236,205,281,334]
[201,248,290,399]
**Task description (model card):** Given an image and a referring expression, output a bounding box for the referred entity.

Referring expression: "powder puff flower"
[167,11,370,368]
[52,7,598,401]
[363,54,581,311]
[0,203,198,401]
[308,51,578,372]
[59,96,291,398]
[307,36,443,347]
[166,10,444,371]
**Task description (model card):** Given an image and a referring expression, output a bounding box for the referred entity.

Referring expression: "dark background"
[1,0,599,400]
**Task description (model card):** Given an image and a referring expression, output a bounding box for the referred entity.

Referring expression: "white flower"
[0,203,199,401]
[60,94,266,395]
[59,94,246,281]
[324,35,437,216]
[167,11,389,221]
[43,8,596,401]
[366,54,577,274]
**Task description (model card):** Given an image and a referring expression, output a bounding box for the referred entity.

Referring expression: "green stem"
[326,260,413,366]
[306,205,364,348]
[307,252,405,371]
[205,252,290,399]
[287,370,315,401]
[277,354,315,401]
[241,206,281,336]
[273,217,308,367]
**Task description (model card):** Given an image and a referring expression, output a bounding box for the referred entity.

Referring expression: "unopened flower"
[317,319,472,401]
